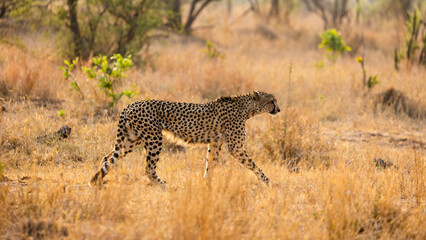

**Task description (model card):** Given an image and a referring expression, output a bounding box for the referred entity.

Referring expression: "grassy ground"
[1,4,425,239]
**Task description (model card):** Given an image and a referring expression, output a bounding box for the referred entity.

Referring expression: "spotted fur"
[90,91,280,187]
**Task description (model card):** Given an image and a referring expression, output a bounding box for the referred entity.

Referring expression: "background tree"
[67,0,83,58]
[165,0,218,34]
[268,0,280,20]
[380,0,417,20]
[267,0,298,24]
[9,0,163,60]
[301,0,351,29]
[0,0,13,18]
[399,0,416,19]
[165,0,182,30]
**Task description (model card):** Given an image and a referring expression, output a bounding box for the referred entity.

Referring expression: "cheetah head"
[252,91,280,116]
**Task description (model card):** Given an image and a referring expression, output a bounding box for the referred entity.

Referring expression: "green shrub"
[367,75,379,89]
[356,56,379,89]
[318,29,351,61]
[58,110,66,118]
[59,57,84,100]
[202,40,225,59]
[82,54,138,107]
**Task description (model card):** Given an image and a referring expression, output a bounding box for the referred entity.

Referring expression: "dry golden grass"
[0,40,61,100]
[1,5,425,239]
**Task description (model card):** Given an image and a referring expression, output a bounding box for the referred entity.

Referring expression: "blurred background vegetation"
[0,0,425,62]
[0,2,425,239]
[1,0,425,115]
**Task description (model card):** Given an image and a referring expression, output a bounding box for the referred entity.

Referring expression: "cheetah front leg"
[229,148,270,186]
[227,131,270,186]
[204,142,223,178]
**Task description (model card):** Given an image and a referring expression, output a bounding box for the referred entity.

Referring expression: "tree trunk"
[116,1,146,55]
[394,49,399,71]
[338,0,348,26]
[184,0,212,34]
[406,12,418,61]
[227,0,232,16]
[0,0,7,18]
[332,0,338,27]
[355,0,360,24]
[67,0,83,58]
[268,0,280,20]
[184,0,198,34]
[167,0,182,30]
[321,11,328,30]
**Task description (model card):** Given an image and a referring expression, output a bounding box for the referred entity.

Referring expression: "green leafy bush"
[82,54,138,107]
[356,56,379,89]
[202,40,225,59]
[318,29,351,60]
[60,57,84,100]
[58,110,66,118]
[367,75,379,89]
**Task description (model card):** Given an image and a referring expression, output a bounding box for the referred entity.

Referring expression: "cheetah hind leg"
[90,126,139,186]
[90,151,114,186]
[144,135,167,189]
[204,143,222,179]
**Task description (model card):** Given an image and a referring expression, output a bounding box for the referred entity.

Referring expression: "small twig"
[228,5,254,26]
[282,62,292,161]
[361,35,366,86]
[150,33,170,40]
[286,62,292,114]
[410,132,424,206]
[191,24,216,31]
[394,48,399,71]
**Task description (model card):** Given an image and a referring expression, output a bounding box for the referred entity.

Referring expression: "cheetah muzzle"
[90,91,280,188]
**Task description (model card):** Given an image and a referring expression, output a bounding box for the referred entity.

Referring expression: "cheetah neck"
[212,93,255,120]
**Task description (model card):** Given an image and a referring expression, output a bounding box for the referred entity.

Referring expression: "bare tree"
[0,0,8,18]
[268,0,280,20]
[108,0,158,55]
[184,0,217,34]
[0,0,15,19]
[266,0,297,24]
[247,0,262,17]
[165,0,218,34]
[398,0,415,20]
[227,0,232,17]
[64,0,162,59]
[302,0,350,29]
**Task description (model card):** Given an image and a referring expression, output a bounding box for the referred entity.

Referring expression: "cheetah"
[90,91,280,187]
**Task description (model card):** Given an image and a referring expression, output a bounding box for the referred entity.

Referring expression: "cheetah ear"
[253,91,261,101]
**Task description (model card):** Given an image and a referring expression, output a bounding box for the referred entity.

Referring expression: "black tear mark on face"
[270,102,276,114]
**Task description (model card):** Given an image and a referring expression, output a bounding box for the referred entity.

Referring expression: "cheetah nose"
[277,108,280,112]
